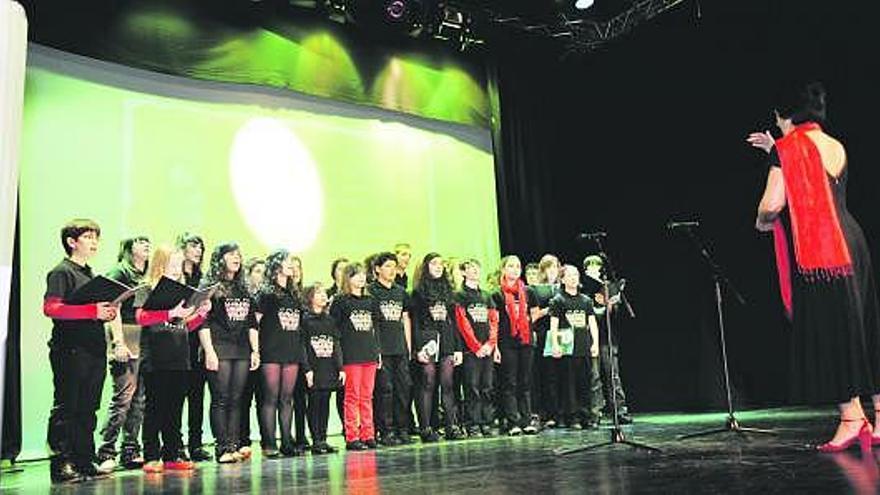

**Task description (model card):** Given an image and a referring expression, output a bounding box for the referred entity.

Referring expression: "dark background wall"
[491,0,880,411]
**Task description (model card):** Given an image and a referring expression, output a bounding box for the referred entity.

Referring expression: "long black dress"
[782,164,880,404]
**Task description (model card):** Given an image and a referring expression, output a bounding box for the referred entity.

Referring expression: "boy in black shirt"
[369,252,413,445]
[43,219,118,483]
[548,265,598,429]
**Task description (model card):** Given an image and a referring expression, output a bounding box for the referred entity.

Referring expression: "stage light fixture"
[575,0,595,9]
[345,0,428,36]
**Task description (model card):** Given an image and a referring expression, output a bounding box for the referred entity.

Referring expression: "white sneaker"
[97,458,117,474]
[217,452,236,464]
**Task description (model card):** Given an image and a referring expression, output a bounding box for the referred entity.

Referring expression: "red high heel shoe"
[818,417,873,454]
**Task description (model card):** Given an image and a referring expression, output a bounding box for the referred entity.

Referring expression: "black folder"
[142,277,220,311]
[67,275,142,305]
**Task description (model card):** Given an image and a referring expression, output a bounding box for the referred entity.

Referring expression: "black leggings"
[207,359,250,454]
[419,356,457,430]
[259,363,299,449]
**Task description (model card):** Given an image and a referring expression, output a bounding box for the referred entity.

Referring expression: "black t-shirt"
[368,281,411,357]
[528,283,558,348]
[454,286,495,347]
[329,293,381,365]
[492,287,536,349]
[411,289,460,358]
[106,265,145,325]
[394,272,409,291]
[134,287,191,372]
[256,288,306,364]
[302,311,343,390]
[44,258,107,356]
[204,281,257,360]
[549,290,595,357]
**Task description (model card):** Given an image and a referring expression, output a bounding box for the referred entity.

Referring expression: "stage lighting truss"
[432,4,484,52]
[486,0,687,54]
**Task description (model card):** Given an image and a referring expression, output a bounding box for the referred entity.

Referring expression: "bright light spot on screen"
[229,117,323,252]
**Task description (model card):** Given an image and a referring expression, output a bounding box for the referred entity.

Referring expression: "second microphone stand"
[676,226,775,440]
[555,235,660,455]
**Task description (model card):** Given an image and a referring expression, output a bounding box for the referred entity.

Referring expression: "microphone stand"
[674,226,775,440]
[555,234,660,455]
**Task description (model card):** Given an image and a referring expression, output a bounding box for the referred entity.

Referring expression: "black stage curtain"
[488,1,879,411]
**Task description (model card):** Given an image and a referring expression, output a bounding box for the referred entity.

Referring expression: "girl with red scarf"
[491,255,540,435]
[749,81,880,453]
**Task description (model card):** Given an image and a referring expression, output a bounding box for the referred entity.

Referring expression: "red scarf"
[501,277,530,345]
[775,122,852,281]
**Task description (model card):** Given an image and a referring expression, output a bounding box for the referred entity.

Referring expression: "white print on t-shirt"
[379,300,404,322]
[349,310,374,332]
[225,299,251,322]
[429,302,447,322]
[565,310,587,329]
[467,304,489,323]
[278,308,301,332]
[310,335,335,358]
[163,320,187,331]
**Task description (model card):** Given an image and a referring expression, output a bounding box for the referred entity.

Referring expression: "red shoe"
[142,460,164,473]
[163,458,195,471]
[818,418,873,454]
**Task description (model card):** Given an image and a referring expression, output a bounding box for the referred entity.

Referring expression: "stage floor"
[1,407,874,494]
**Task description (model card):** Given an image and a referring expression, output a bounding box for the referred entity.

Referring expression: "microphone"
[666,221,699,230]
[577,231,607,240]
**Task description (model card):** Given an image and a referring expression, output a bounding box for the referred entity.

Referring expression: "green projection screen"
[17,47,499,460]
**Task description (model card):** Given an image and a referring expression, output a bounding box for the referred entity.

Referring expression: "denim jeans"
[97,358,145,459]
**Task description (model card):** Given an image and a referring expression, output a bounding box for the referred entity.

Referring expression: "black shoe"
[263,448,282,459]
[364,439,378,449]
[120,449,144,470]
[408,426,420,436]
[378,432,400,447]
[189,447,212,462]
[396,431,413,444]
[280,443,299,457]
[51,460,85,484]
[293,443,309,456]
[324,443,338,454]
[420,428,440,443]
[466,427,483,438]
[310,444,327,455]
[445,426,465,441]
[480,425,495,437]
[346,440,367,451]
[76,462,108,480]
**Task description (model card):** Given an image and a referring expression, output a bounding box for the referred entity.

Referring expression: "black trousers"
[374,354,412,435]
[47,345,106,467]
[599,343,629,414]
[206,359,250,454]
[294,371,310,445]
[559,356,591,422]
[541,355,566,421]
[499,345,533,428]
[142,370,189,461]
[463,353,494,427]
[185,366,207,450]
[309,389,332,444]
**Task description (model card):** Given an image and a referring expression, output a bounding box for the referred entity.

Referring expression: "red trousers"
[343,362,378,443]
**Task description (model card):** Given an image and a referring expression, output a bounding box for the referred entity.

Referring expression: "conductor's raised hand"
[747,131,775,153]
